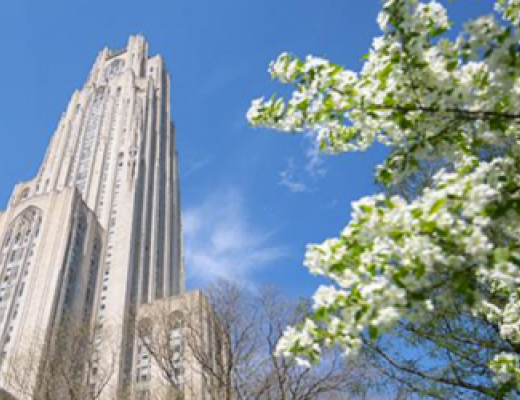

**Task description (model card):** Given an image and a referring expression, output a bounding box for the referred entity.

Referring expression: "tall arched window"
[0,207,43,365]
[97,87,122,215]
[75,87,108,194]
[105,59,125,80]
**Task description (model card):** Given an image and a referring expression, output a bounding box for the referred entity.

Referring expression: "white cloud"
[279,158,309,193]
[279,134,327,193]
[183,188,286,285]
[304,135,327,178]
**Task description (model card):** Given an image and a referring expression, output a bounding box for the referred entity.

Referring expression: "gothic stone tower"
[0,36,184,398]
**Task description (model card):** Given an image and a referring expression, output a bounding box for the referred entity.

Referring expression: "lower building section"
[0,185,217,400]
[133,291,226,400]
[0,188,103,400]
[0,251,223,400]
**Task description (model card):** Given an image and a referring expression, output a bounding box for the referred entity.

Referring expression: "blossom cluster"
[248,0,520,185]
[495,0,520,26]
[278,158,519,362]
[490,353,520,392]
[248,0,520,394]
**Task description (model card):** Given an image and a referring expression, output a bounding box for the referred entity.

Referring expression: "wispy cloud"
[183,188,286,285]
[304,135,327,178]
[279,134,327,193]
[183,157,212,177]
[279,158,309,193]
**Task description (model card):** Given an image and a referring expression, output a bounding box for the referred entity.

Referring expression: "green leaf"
[368,325,379,341]
[421,220,436,233]
[377,168,393,184]
[297,98,309,111]
[415,263,426,279]
[383,94,396,107]
[411,208,423,219]
[447,60,458,71]
[393,268,409,289]
[360,205,373,213]
[430,26,448,37]
[490,118,506,131]
[395,114,413,130]
[429,198,445,215]
[497,27,511,44]
[379,63,393,82]
[493,248,510,263]
[315,307,328,322]
[409,291,427,301]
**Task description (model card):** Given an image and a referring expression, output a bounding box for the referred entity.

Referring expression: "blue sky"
[0,0,492,297]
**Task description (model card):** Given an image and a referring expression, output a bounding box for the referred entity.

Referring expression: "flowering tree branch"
[247,0,520,396]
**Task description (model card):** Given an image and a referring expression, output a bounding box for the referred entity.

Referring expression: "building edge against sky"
[0,35,221,399]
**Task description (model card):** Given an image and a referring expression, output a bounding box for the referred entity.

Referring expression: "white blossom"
[248,0,520,393]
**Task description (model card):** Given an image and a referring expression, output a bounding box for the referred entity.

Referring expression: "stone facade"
[0,36,200,400]
[135,291,226,400]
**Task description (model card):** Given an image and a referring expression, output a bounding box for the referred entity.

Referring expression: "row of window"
[135,315,184,385]
[92,152,125,383]
[97,88,122,215]
[3,220,41,250]
[84,240,101,320]
[75,87,107,194]
[64,214,87,308]
[0,207,42,367]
